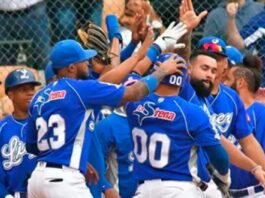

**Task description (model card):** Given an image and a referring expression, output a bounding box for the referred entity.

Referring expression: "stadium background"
[0,0,264,118]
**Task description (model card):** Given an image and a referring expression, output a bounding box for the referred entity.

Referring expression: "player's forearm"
[220,135,257,172]
[132,56,153,76]
[119,67,167,105]
[109,38,121,66]
[239,134,265,171]
[226,16,245,49]
[99,54,140,84]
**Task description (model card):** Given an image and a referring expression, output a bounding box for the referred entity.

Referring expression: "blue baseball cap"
[225,46,243,66]
[197,36,227,57]
[44,62,56,82]
[50,39,97,69]
[150,53,188,87]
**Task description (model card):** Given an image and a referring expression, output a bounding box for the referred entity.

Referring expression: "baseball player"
[94,109,138,198]
[178,49,265,197]
[125,53,230,198]
[0,68,41,198]
[44,62,57,84]
[224,55,265,197]
[197,37,265,170]
[25,39,183,198]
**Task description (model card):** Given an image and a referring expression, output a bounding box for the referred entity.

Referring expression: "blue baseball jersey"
[179,76,201,105]
[95,111,137,198]
[207,84,252,141]
[25,78,125,173]
[0,115,37,194]
[125,93,221,182]
[230,102,265,189]
[240,7,265,85]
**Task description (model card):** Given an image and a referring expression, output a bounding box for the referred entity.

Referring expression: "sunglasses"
[200,42,226,54]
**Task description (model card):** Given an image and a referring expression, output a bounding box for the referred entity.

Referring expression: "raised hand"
[179,0,208,31]
[227,2,239,18]
[154,21,187,51]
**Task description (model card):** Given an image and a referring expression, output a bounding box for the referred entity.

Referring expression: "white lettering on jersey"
[211,113,233,134]
[1,136,26,170]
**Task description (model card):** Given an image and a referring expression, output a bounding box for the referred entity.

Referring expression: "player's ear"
[6,89,14,100]
[67,64,76,74]
[237,77,244,88]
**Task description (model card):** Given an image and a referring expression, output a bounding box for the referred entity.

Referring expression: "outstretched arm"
[226,2,245,49]
[176,0,208,62]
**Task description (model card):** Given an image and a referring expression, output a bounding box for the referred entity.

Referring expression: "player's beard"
[190,78,213,97]
[230,80,238,92]
[77,70,89,80]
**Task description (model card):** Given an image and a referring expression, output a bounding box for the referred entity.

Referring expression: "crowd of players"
[0,0,265,197]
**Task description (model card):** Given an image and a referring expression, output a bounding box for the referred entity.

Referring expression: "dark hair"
[241,54,262,92]
[190,50,219,63]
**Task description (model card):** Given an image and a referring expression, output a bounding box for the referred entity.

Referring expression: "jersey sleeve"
[187,104,221,147]
[88,132,112,196]
[24,112,37,145]
[95,117,114,158]
[72,80,126,108]
[0,156,9,197]
[232,97,252,140]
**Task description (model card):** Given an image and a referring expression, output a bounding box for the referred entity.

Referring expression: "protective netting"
[0,0,264,117]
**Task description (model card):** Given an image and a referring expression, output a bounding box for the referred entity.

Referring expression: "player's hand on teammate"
[226,2,239,19]
[154,21,187,51]
[86,163,99,184]
[179,0,207,31]
[157,54,187,75]
[251,165,265,189]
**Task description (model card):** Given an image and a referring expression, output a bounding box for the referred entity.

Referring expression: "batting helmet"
[151,53,188,87]
[5,68,41,93]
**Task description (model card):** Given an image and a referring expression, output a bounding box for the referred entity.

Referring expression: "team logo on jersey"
[1,136,27,170]
[49,90,66,101]
[211,112,233,134]
[34,88,51,115]
[133,102,176,125]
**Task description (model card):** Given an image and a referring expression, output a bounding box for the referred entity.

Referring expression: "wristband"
[121,41,138,61]
[147,44,162,63]
[140,75,159,93]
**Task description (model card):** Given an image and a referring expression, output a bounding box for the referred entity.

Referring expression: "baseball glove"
[77,21,111,65]
[206,163,231,198]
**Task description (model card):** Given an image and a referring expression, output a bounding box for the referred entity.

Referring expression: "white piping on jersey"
[188,92,197,103]
[188,146,201,183]
[251,109,257,132]
[106,147,119,192]
[223,90,238,115]
[65,80,86,110]
[208,86,221,106]
[209,86,238,115]
[10,115,26,126]
[113,107,127,117]
[70,109,93,169]
[0,122,8,136]
[173,100,194,140]
[244,27,265,47]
